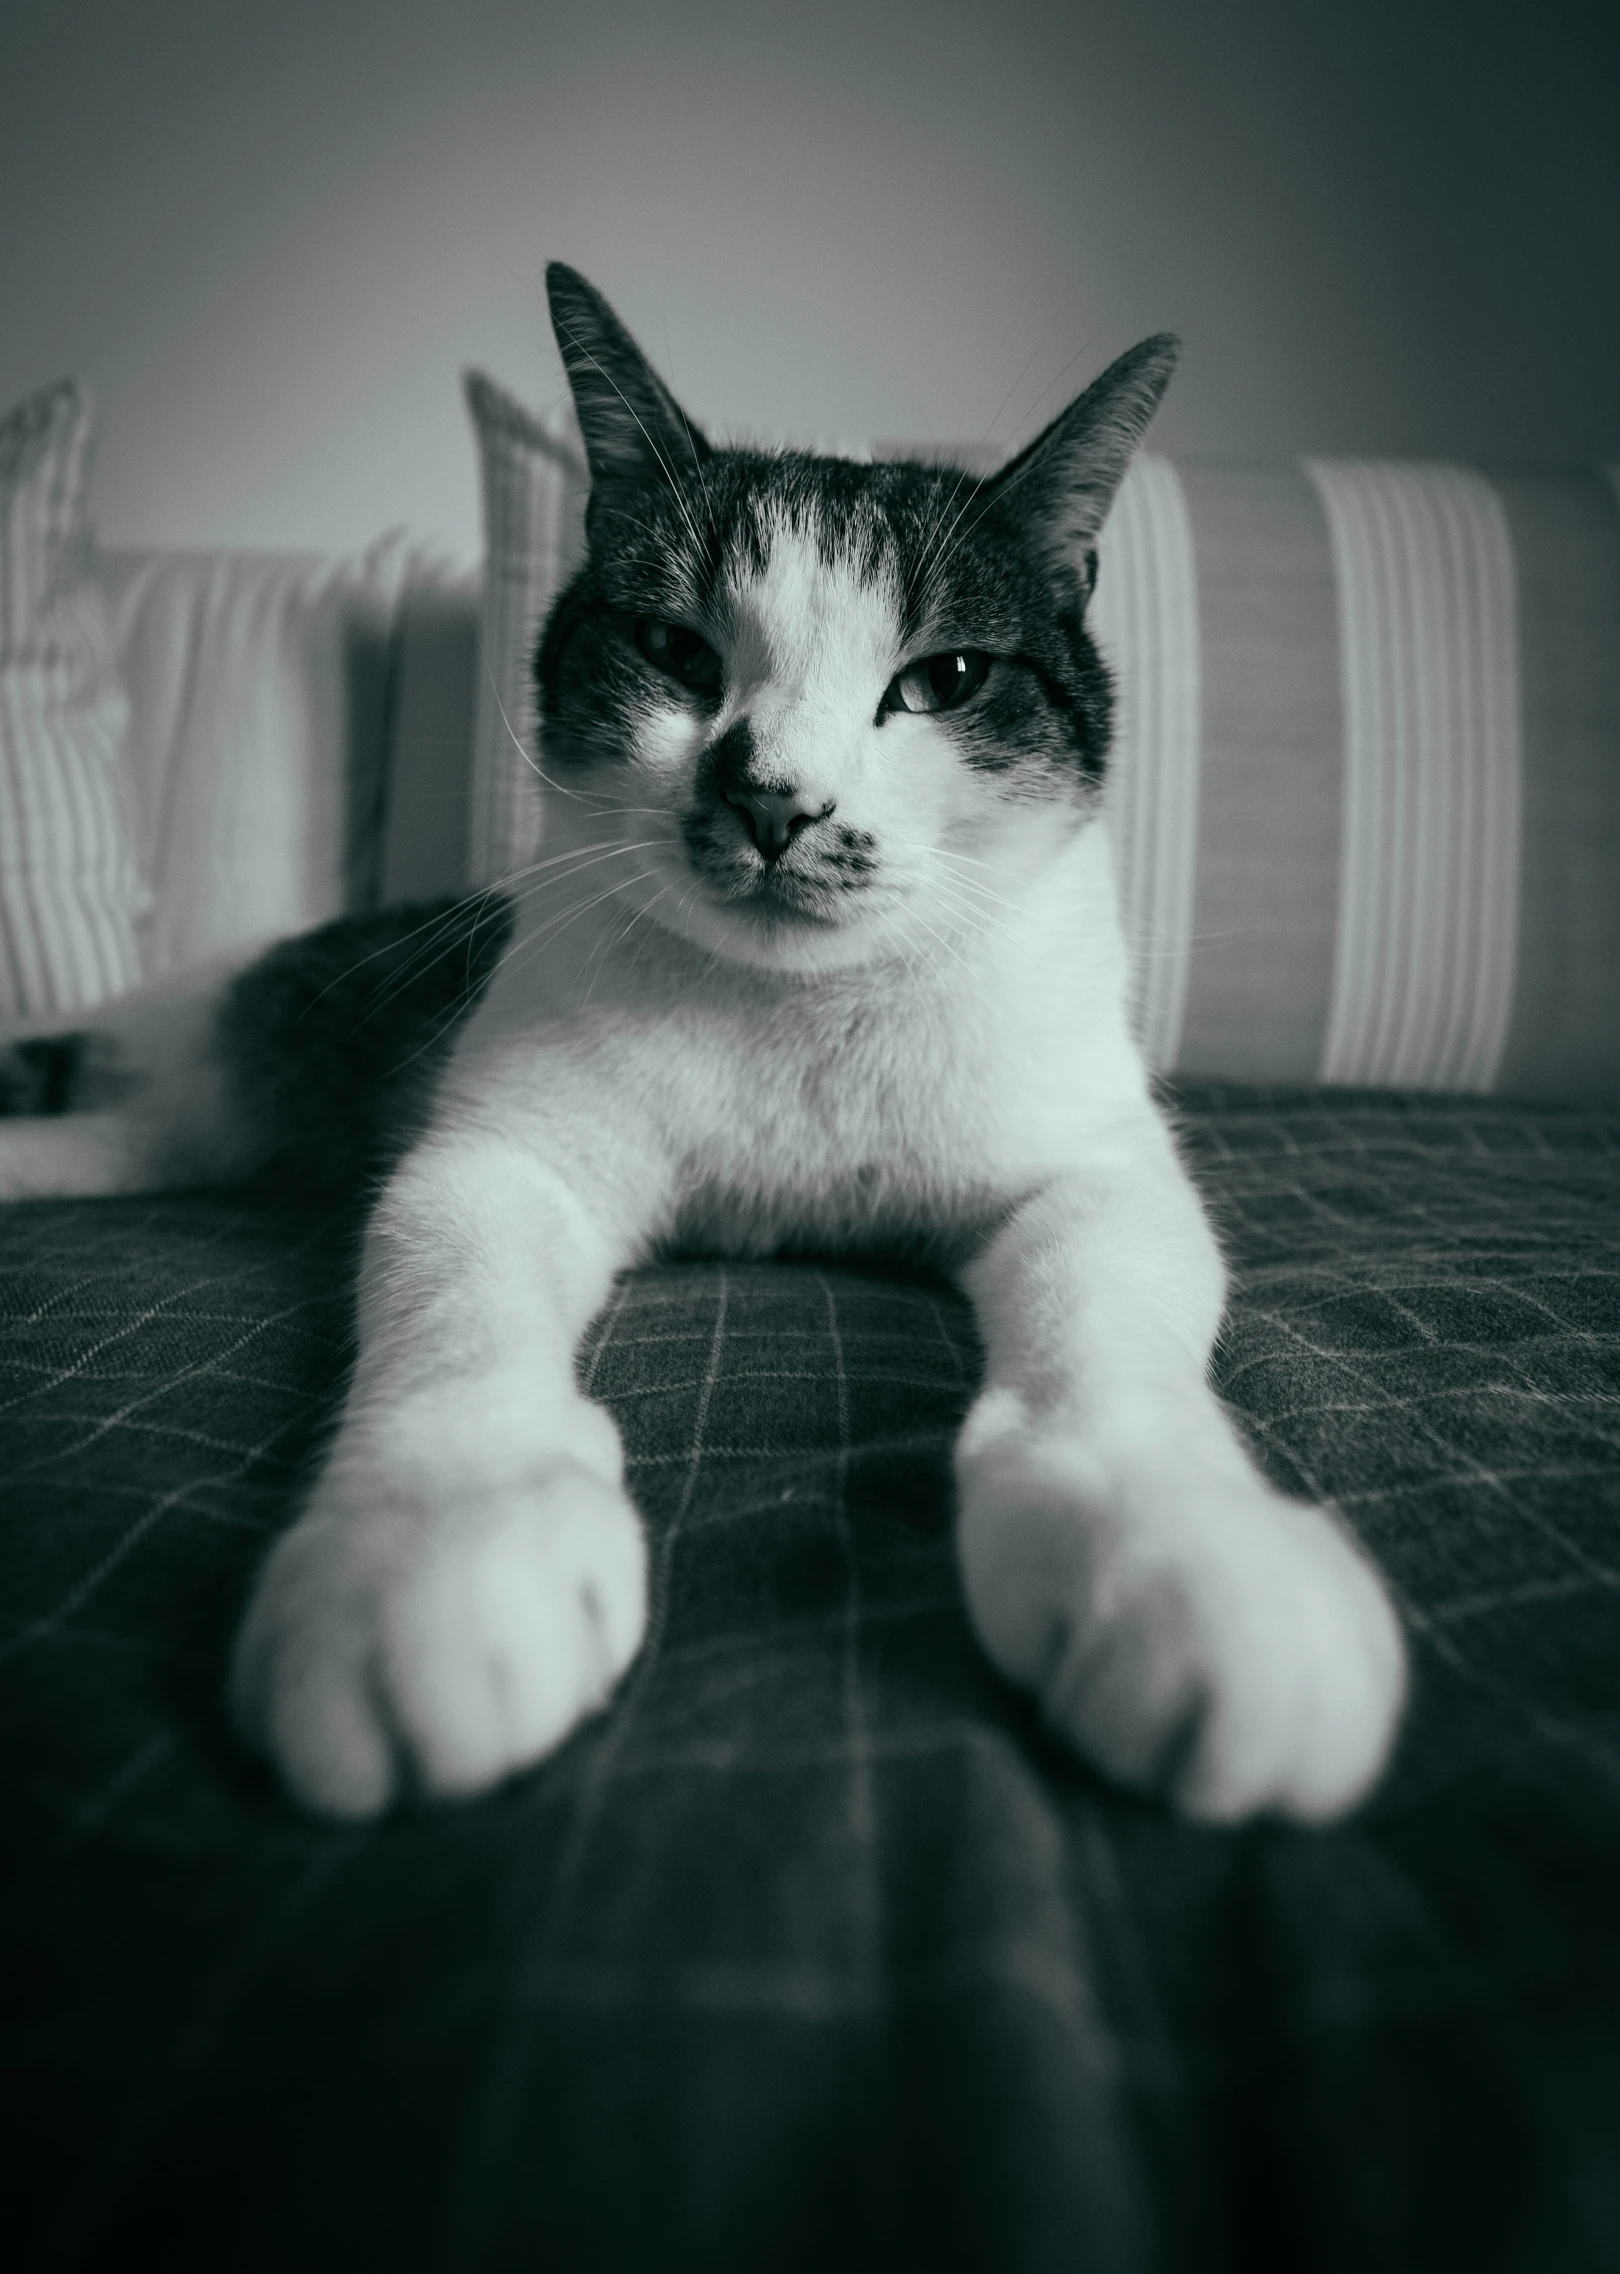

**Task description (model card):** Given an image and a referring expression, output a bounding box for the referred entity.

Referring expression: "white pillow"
[0,380,148,1017]
[100,533,437,977]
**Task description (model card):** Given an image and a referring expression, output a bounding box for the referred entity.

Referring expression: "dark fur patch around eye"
[536,445,1116,798]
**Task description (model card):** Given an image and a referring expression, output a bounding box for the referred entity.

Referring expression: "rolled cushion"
[1094,459,1620,1096]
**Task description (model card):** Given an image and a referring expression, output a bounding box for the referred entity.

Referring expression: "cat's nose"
[724,784,836,863]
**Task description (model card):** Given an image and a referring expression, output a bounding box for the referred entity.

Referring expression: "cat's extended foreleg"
[954,1121,1405,1823]
[230,1132,659,1817]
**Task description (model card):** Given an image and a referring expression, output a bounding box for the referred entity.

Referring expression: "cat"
[0,264,1406,1824]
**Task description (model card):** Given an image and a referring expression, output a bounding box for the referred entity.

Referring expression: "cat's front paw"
[229,1462,646,1818]
[956,1431,1406,1824]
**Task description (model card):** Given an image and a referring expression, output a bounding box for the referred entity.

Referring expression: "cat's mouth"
[677,805,878,927]
[713,861,846,927]
[737,868,841,923]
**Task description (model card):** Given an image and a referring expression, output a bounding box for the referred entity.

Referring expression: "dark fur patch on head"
[537,444,1117,796]
[218,896,513,1191]
[537,272,1175,818]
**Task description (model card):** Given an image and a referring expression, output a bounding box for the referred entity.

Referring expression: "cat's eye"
[882,649,992,717]
[634,617,723,693]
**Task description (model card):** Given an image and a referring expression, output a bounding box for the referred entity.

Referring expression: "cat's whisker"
[922,331,1139,597]
[910,332,1047,600]
[498,834,652,881]
[503,868,668,975]
[930,886,1019,931]
[906,351,1045,599]
[579,885,668,1009]
[892,902,971,978]
[933,842,1027,886]
[557,790,678,827]
[928,856,1022,917]
[976,335,1049,457]
[594,877,666,990]
[500,873,670,991]
[500,839,668,904]
[348,914,511,1025]
[935,879,1007,936]
[923,880,1012,940]
[922,439,1069,593]
[907,462,982,611]
[474,643,606,810]
[344,837,662,1024]
[624,886,674,981]
[338,836,670,1031]
[291,885,515,1021]
[662,317,717,548]
[924,888,1047,978]
[476,661,677,836]
[916,477,1010,602]
[919,859,1019,923]
[551,314,710,567]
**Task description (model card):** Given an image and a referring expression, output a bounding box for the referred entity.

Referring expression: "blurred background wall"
[2,0,1614,558]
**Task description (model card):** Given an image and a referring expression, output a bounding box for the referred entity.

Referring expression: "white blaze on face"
[723,521,901,798]
[608,507,1013,972]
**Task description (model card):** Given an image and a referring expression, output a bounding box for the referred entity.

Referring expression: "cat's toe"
[958,1446,1406,1825]
[229,1464,647,1816]
[1175,1519,1406,1826]
[1130,1529,1403,1825]
[229,1523,400,1819]
[379,1466,646,1800]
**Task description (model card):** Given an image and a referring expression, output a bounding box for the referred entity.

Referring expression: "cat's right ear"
[986,332,1179,577]
[545,263,710,492]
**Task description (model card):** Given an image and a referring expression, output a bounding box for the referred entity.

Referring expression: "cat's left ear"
[546,262,711,491]
[986,333,1179,577]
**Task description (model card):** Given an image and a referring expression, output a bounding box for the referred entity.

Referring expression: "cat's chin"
[632,873,889,976]
[679,896,882,975]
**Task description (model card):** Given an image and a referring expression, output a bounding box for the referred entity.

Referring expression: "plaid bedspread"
[2,1087,1617,2273]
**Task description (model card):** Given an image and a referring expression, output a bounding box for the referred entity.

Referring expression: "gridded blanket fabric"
[2,1088,1618,2273]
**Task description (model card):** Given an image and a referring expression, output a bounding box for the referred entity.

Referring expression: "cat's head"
[535,264,1176,974]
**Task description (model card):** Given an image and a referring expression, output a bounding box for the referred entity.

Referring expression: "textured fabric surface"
[2,1087,1618,2272]
[457,395,1620,1096]
[0,381,147,1016]
[98,535,445,977]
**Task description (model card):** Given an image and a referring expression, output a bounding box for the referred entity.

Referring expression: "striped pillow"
[463,372,587,889]
[463,376,1620,1096]
[0,381,148,1017]
[1095,460,1620,1097]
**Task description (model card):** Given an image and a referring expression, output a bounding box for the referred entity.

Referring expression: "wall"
[2,0,1614,557]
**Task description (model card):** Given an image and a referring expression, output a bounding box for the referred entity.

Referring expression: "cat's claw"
[230,1462,647,1818]
[956,1435,1406,1825]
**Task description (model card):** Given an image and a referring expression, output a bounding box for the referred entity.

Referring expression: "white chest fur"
[441,798,1149,1264]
